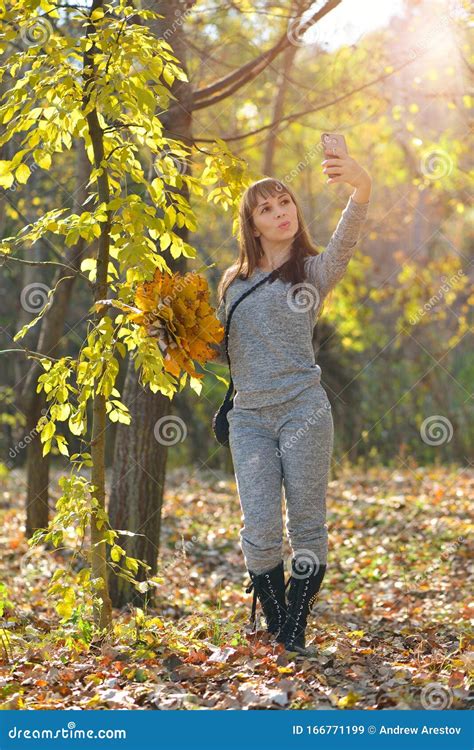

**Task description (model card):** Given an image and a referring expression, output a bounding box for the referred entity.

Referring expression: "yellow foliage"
[129,268,224,380]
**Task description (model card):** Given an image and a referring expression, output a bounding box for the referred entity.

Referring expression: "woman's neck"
[257,250,292,272]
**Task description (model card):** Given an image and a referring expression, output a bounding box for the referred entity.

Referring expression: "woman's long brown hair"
[217,177,324,309]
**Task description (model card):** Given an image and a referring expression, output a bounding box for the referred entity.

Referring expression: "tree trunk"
[263,44,297,176]
[107,1,193,609]
[107,358,169,608]
[84,0,113,629]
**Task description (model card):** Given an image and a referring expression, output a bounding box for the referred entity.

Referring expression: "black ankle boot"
[245,560,289,638]
[277,557,327,656]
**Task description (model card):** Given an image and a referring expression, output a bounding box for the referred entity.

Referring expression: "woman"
[213,146,371,656]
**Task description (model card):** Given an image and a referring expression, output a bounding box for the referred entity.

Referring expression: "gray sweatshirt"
[213,195,370,408]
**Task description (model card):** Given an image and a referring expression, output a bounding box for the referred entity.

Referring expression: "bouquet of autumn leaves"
[95,268,225,381]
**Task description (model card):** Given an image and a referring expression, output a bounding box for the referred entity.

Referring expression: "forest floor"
[0,462,472,710]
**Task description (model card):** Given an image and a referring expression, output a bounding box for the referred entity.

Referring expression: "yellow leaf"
[55,436,69,456]
[56,593,75,619]
[110,545,123,562]
[338,691,361,708]
[40,420,56,441]
[15,164,31,184]
[33,150,52,169]
[42,439,52,456]
[0,160,13,189]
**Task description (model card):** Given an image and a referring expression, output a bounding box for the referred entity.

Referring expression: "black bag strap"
[222,273,273,400]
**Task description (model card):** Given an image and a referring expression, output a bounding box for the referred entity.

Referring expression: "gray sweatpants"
[228,382,334,575]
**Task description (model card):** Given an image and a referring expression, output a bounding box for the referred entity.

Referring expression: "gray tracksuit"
[213,195,369,574]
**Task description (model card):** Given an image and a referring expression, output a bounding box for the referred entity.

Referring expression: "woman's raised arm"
[306,194,370,299]
[306,147,372,299]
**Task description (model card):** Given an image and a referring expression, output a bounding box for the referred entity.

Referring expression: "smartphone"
[320,133,348,156]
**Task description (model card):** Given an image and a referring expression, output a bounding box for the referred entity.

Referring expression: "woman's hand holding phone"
[320,133,371,203]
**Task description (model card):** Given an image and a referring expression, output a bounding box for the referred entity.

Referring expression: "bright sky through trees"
[302,0,406,50]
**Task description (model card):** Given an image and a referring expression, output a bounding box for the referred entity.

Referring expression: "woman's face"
[251,190,298,244]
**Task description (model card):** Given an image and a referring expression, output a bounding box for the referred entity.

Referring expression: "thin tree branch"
[0,348,61,361]
[191,0,342,109]
[0,252,92,284]
[192,53,425,143]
